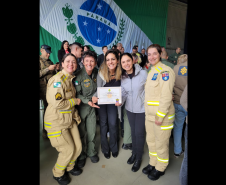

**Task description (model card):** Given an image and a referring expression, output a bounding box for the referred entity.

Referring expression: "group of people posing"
[40,41,187,185]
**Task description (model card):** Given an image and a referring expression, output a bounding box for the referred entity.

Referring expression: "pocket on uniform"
[58,110,72,126]
[49,129,69,148]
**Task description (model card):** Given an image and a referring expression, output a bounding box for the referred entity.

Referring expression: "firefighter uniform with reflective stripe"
[74,67,98,160]
[44,69,82,177]
[144,61,175,172]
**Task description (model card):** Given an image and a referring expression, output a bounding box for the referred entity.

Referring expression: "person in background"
[116,52,147,172]
[117,43,123,53]
[121,47,125,54]
[161,46,166,52]
[172,54,188,158]
[168,47,181,65]
[92,49,122,159]
[97,46,108,68]
[143,60,151,72]
[69,44,72,50]
[74,50,99,168]
[44,53,82,185]
[40,45,59,139]
[132,46,137,54]
[132,53,139,64]
[179,85,187,185]
[140,48,147,68]
[70,42,83,74]
[58,40,71,63]
[161,51,175,69]
[84,45,90,52]
[112,45,117,50]
[143,44,175,181]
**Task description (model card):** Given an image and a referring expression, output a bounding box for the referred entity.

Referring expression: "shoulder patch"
[53,82,61,88]
[162,71,169,81]
[151,73,158,80]
[178,66,187,76]
[75,81,79,85]
[55,92,62,100]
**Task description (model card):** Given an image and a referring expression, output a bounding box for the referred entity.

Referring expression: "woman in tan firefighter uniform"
[44,53,83,185]
[142,44,175,181]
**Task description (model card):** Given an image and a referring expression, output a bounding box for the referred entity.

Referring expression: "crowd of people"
[40,41,187,185]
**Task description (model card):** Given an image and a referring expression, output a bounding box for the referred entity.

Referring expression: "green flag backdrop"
[113,0,169,47]
[40,0,168,64]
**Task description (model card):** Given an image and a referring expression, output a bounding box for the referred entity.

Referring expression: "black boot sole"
[53,177,71,185]
[148,172,165,181]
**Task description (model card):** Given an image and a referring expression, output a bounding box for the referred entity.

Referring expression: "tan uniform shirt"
[44,69,81,133]
[145,61,175,122]
[180,85,187,124]
[173,61,187,105]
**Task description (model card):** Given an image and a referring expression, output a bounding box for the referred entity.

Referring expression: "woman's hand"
[92,97,98,103]
[88,101,100,108]
[115,102,122,106]
[155,120,162,126]
[76,98,81,105]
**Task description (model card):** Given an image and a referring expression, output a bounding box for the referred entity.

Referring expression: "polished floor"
[40,109,184,185]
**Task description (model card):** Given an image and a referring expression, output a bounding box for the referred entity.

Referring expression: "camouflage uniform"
[40,56,56,136]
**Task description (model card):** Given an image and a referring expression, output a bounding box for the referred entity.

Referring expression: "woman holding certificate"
[115,53,147,172]
[92,49,122,159]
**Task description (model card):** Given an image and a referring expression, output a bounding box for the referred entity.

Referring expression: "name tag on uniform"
[152,73,158,80]
[54,82,61,88]
[178,66,187,76]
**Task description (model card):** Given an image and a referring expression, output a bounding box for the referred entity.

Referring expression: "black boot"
[127,153,136,164]
[103,151,110,159]
[77,158,86,168]
[142,164,155,175]
[122,143,132,150]
[112,151,118,158]
[148,169,165,181]
[68,163,83,176]
[89,154,99,163]
[53,173,71,185]
[121,129,124,138]
[131,159,142,172]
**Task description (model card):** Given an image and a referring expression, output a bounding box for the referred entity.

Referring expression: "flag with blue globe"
[40,0,152,56]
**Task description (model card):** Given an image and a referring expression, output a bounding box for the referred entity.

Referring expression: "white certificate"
[97,87,121,104]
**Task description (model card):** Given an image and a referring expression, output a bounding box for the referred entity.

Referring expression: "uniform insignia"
[93,78,97,82]
[53,82,61,88]
[55,92,62,100]
[160,70,169,74]
[178,66,187,76]
[162,72,169,81]
[151,73,158,80]
[75,81,79,85]
[84,79,91,87]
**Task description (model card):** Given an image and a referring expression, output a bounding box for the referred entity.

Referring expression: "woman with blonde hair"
[177,54,187,65]
[92,49,122,159]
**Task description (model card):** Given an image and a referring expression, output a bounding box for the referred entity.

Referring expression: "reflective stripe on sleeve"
[48,131,61,138]
[68,99,74,107]
[157,156,168,163]
[69,160,76,165]
[56,163,66,170]
[155,66,162,73]
[156,111,166,118]
[44,122,51,128]
[147,101,159,106]
[161,124,174,130]
[59,109,72,113]
[168,114,175,120]
[149,151,157,156]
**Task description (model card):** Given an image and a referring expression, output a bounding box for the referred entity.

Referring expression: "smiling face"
[83,56,97,74]
[121,55,133,73]
[62,55,77,74]
[106,53,118,71]
[148,47,161,66]
[63,42,69,50]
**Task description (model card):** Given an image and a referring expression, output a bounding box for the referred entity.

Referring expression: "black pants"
[98,104,118,153]
[126,110,145,160]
